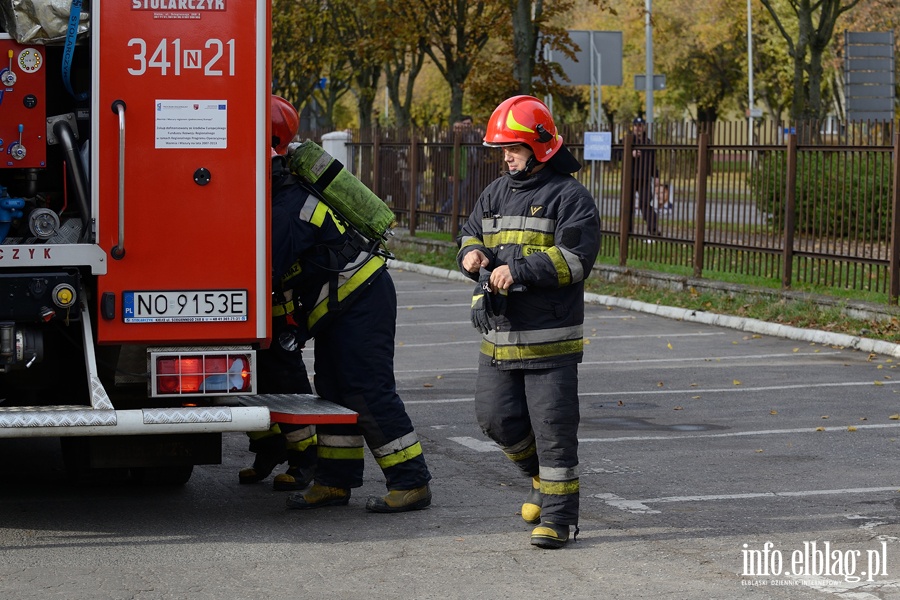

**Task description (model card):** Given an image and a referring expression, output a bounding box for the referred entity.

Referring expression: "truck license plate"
[123,290,248,323]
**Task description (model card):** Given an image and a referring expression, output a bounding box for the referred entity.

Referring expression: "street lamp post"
[747,0,755,144]
[645,0,653,123]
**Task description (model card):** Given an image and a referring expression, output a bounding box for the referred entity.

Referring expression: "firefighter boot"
[285,484,351,509]
[239,433,288,484]
[364,484,432,513]
[530,522,579,550]
[238,452,287,484]
[521,476,542,524]
[273,466,314,492]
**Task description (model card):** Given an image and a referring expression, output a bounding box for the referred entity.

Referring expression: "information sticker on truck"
[123,290,248,323]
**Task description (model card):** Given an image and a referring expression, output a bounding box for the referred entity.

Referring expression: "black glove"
[471,268,494,334]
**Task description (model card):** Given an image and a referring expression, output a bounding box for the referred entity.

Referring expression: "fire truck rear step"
[233,393,358,425]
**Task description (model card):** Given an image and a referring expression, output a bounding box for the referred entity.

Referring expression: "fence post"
[890,133,900,304]
[693,132,709,277]
[451,129,462,240]
[409,131,418,236]
[372,127,381,199]
[782,133,798,289]
[619,133,634,266]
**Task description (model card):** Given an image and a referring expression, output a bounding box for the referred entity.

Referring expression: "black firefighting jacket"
[457,166,601,369]
[271,156,386,339]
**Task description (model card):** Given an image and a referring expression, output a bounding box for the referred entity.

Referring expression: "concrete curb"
[389,259,900,359]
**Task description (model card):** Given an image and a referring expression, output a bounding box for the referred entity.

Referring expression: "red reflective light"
[204,356,228,374]
[155,354,253,395]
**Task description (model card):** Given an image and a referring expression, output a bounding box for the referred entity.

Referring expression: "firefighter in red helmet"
[238,95,316,492]
[266,96,432,513]
[458,95,600,548]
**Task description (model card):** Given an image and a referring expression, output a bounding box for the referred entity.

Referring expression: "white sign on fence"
[584,131,612,161]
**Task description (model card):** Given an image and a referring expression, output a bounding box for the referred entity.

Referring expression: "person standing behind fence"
[440,116,474,223]
[629,116,659,237]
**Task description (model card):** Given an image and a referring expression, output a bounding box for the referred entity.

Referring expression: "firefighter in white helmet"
[268,96,432,513]
[458,95,601,548]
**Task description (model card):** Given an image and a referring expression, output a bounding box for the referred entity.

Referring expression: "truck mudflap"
[0,393,357,439]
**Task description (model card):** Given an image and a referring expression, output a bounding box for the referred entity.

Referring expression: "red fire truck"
[0,0,354,483]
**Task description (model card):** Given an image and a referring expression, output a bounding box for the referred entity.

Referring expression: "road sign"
[634,75,666,91]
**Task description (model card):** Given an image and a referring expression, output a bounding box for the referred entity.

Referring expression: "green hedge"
[750,150,895,241]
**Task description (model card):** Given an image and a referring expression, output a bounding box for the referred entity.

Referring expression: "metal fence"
[337,120,900,303]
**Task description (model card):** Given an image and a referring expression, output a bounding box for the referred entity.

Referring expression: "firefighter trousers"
[474,362,580,526]
[247,322,316,472]
[312,271,432,491]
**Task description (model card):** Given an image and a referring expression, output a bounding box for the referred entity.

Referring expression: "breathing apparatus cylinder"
[288,140,396,243]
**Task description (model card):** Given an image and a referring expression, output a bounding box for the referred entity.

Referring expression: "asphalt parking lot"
[384,262,900,599]
[4,262,900,600]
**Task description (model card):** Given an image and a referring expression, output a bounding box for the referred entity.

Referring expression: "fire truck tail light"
[150,347,255,397]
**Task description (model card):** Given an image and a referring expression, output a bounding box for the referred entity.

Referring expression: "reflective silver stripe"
[309,251,373,308]
[318,433,364,448]
[483,215,556,235]
[540,465,579,481]
[484,324,583,345]
[284,425,316,443]
[298,196,319,222]
[559,246,584,282]
[371,431,419,459]
[501,430,535,455]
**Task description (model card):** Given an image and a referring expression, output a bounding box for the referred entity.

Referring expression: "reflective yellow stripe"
[272,300,295,317]
[247,423,282,441]
[506,109,535,134]
[318,446,365,461]
[481,338,584,361]
[541,479,580,496]
[483,230,554,248]
[307,256,385,330]
[310,201,346,233]
[544,246,572,286]
[285,430,317,453]
[458,237,484,254]
[286,436,317,453]
[503,440,536,462]
[374,441,423,469]
[503,431,535,455]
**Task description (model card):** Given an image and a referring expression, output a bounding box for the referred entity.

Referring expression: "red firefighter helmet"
[483,95,563,162]
[271,95,299,155]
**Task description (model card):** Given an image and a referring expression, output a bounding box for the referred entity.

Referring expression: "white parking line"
[398,303,471,309]
[582,379,900,397]
[581,350,842,366]
[580,422,900,443]
[594,487,900,515]
[445,424,900,453]
[393,351,843,372]
[447,436,498,452]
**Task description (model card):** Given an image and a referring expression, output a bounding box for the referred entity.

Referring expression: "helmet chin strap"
[507,154,539,181]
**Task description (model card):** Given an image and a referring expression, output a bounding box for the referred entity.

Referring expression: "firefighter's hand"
[462,249,490,274]
[470,268,493,334]
[489,264,514,291]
